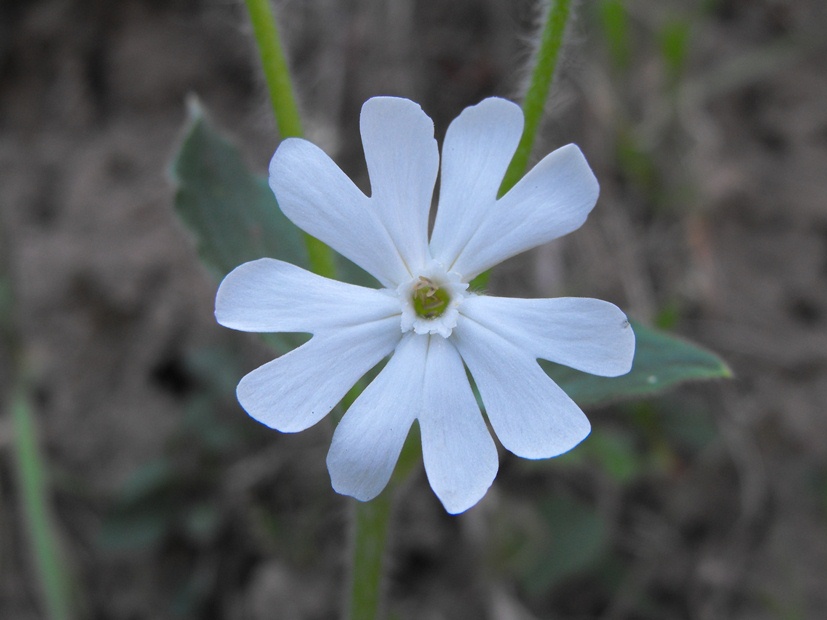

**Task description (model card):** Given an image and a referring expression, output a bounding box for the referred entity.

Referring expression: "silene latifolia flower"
[215,97,635,514]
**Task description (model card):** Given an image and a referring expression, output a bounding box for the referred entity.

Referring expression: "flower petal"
[449,144,599,279]
[237,317,401,433]
[460,296,635,376]
[419,336,498,514]
[269,138,410,287]
[326,333,424,502]
[430,98,523,268]
[452,316,590,459]
[215,258,400,334]
[360,97,438,275]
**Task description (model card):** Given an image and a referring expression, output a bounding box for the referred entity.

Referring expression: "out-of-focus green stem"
[474,0,573,290]
[11,385,74,620]
[2,216,74,620]
[243,0,336,279]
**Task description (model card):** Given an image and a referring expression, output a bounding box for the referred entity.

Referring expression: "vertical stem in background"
[243,0,302,138]
[347,493,393,620]
[11,386,74,620]
[474,0,573,289]
[242,2,393,618]
[2,218,74,620]
[500,0,573,196]
[243,0,337,279]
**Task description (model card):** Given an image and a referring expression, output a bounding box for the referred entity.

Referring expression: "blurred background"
[2,0,826,618]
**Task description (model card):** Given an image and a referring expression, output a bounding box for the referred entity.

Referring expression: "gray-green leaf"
[170,100,376,353]
[171,98,308,279]
[543,321,731,407]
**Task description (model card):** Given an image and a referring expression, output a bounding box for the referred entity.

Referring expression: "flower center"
[396,261,469,339]
[411,277,451,319]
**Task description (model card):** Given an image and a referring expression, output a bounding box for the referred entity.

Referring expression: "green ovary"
[412,277,451,319]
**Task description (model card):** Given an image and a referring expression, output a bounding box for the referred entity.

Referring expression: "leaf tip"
[719,360,735,379]
[185,93,204,124]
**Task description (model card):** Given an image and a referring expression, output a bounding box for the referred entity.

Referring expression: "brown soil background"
[2,0,827,618]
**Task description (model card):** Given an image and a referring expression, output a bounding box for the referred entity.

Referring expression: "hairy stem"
[474,0,574,290]
[500,0,573,196]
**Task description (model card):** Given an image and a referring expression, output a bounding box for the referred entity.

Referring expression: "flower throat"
[411,276,451,319]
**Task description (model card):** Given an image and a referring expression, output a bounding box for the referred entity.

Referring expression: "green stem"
[2,218,74,620]
[348,493,394,620]
[500,0,573,196]
[344,426,420,620]
[243,0,302,139]
[474,0,573,290]
[243,0,337,279]
[242,4,393,618]
[11,385,74,620]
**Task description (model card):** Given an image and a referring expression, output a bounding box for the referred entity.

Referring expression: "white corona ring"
[397,261,468,338]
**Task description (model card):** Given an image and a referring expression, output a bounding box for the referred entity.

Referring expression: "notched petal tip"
[563,415,592,455]
[360,96,436,149]
[520,411,591,461]
[268,136,312,177]
[235,371,308,434]
[462,96,523,122]
[547,142,600,203]
[614,318,636,376]
[326,433,406,504]
[436,477,496,515]
[591,309,636,377]
[361,95,426,116]
[213,258,270,329]
[329,472,385,503]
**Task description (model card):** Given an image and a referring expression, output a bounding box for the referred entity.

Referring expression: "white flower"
[215,97,635,514]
